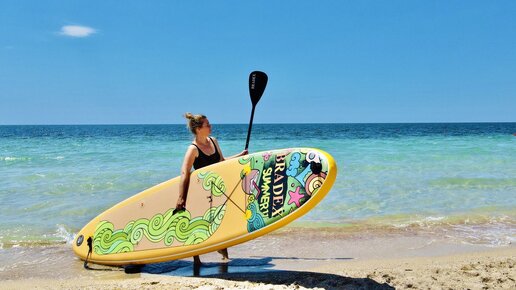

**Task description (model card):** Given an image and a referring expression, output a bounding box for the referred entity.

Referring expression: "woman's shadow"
[133,257,394,290]
[207,270,395,290]
[136,256,275,277]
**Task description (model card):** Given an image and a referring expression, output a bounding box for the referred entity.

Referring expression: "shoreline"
[2,214,514,250]
[1,229,514,289]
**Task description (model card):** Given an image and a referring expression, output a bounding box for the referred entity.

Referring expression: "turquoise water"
[1,123,515,248]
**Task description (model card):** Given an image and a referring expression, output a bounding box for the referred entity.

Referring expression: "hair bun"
[184,112,194,120]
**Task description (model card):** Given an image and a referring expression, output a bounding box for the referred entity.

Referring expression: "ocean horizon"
[2,121,516,126]
[1,123,515,249]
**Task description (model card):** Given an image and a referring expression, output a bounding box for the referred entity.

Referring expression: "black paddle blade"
[249,71,268,105]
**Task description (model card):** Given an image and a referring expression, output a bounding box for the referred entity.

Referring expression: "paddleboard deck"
[73,148,337,265]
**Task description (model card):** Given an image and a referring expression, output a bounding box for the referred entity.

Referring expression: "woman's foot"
[217,248,229,261]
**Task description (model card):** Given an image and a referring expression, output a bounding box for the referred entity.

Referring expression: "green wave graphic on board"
[93,205,226,255]
[198,171,226,197]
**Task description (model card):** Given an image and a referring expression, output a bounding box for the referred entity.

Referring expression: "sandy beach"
[1,228,514,289]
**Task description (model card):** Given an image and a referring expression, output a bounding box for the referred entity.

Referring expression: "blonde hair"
[184,113,207,135]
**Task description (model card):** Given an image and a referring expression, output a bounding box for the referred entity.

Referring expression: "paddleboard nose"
[72,230,91,260]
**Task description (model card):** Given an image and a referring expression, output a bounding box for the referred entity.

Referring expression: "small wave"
[386,215,515,246]
[0,225,76,249]
[1,156,32,161]
[2,156,64,162]
[0,240,64,249]
[43,156,65,160]
[450,222,516,247]
[295,212,516,247]
[390,216,446,229]
[429,177,516,189]
[52,225,76,245]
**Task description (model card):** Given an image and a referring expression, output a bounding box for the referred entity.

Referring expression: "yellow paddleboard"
[73,148,337,265]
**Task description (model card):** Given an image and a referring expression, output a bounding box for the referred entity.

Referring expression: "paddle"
[245,71,268,150]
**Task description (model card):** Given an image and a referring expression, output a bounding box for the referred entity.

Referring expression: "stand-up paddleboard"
[73,148,337,265]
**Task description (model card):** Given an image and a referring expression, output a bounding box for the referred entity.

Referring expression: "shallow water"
[1,123,515,248]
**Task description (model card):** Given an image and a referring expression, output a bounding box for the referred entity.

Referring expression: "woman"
[176,113,247,265]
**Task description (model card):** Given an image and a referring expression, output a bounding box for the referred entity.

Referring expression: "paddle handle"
[244,105,256,150]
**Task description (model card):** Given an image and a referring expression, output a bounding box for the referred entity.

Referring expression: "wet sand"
[1,229,515,289]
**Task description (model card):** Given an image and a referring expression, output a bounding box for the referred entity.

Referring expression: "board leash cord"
[83,237,92,269]
[83,237,120,271]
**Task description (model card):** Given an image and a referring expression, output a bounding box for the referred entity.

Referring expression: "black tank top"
[191,137,221,170]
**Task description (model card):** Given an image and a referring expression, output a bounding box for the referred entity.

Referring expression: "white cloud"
[60,25,96,38]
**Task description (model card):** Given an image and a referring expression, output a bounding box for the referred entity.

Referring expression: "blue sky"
[1,1,515,125]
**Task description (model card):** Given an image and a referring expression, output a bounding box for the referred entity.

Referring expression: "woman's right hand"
[176,196,186,210]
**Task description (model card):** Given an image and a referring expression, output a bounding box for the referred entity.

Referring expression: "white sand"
[1,230,514,289]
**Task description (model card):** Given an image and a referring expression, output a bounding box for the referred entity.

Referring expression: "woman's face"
[197,118,212,135]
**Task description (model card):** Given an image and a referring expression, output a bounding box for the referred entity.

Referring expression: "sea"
[1,123,515,251]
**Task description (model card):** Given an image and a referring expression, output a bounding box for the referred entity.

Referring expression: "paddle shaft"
[245,105,256,150]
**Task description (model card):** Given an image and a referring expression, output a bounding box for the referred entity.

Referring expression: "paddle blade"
[249,71,268,105]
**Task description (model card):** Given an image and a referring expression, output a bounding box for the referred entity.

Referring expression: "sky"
[1,1,515,125]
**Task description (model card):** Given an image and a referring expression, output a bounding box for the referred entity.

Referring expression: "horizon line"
[1,121,515,126]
